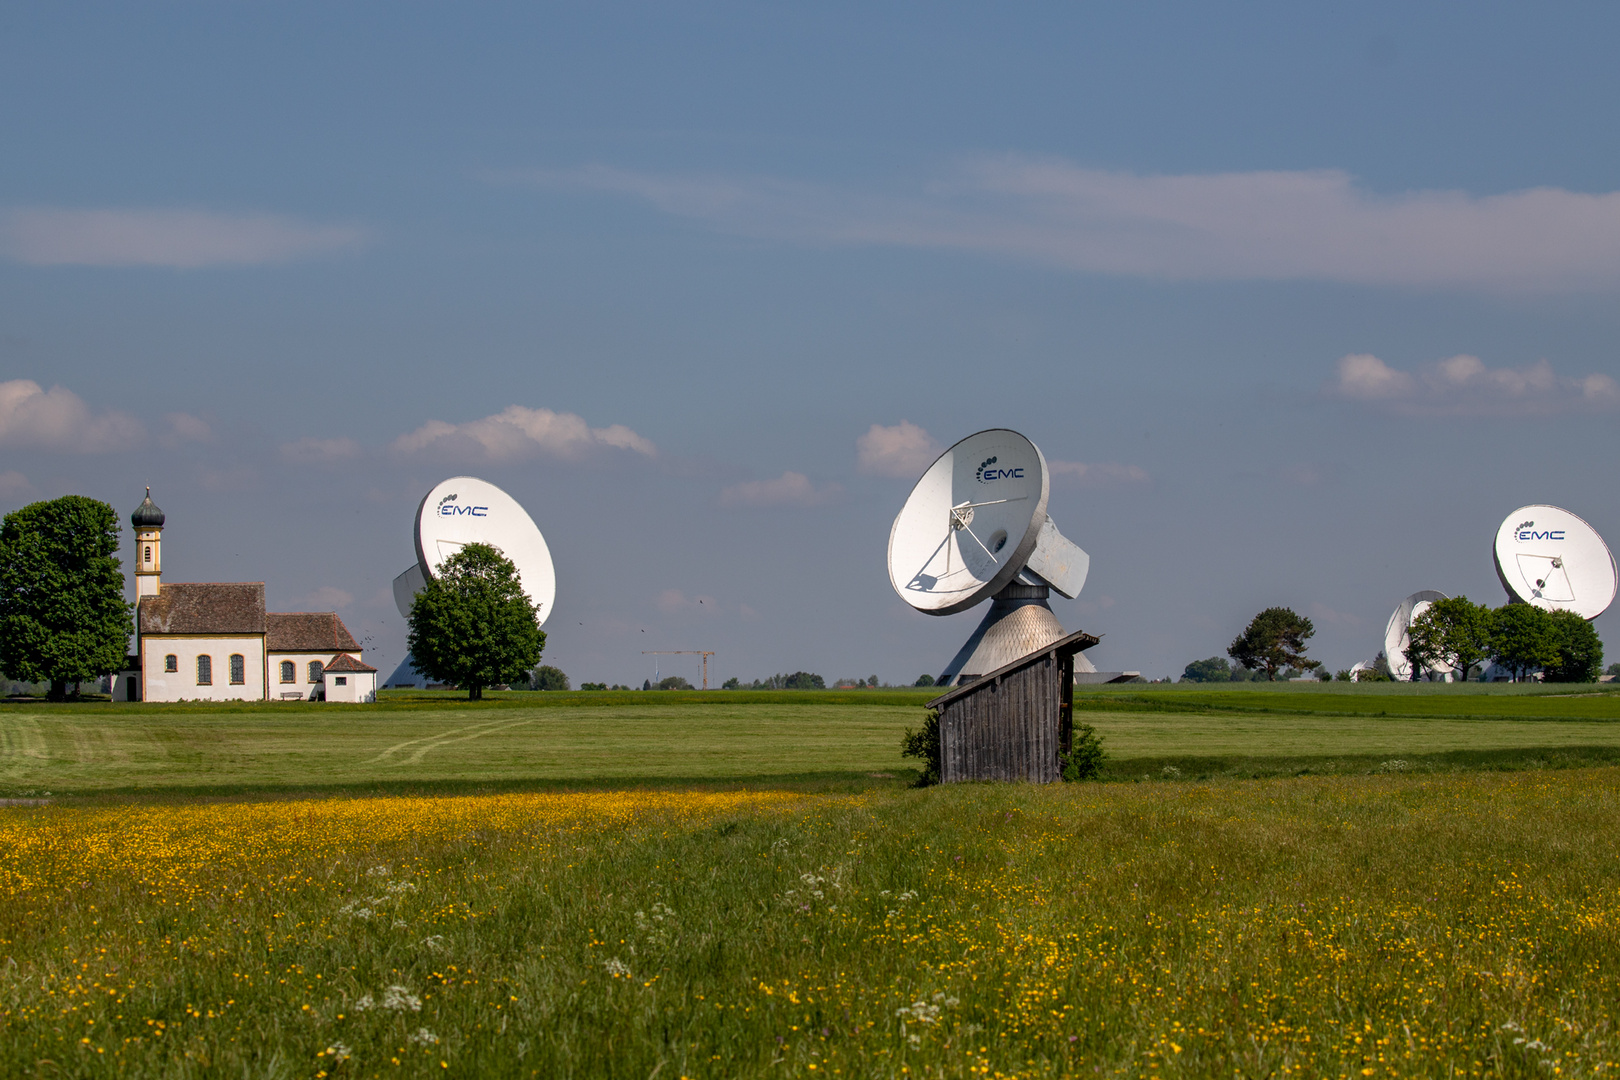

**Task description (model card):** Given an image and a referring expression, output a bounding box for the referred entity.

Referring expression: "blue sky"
[3,2,1619,684]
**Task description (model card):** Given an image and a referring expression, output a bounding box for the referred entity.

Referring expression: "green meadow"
[1,683,1619,797]
[3,684,1620,1077]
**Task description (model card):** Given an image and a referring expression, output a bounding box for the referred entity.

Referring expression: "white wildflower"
[422,935,446,952]
[1381,759,1410,772]
[321,1042,352,1063]
[407,1028,439,1046]
[352,994,374,1012]
[366,865,391,877]
[380,985,423,1012]
[603,958,631,978]
[1161,765,1182,779]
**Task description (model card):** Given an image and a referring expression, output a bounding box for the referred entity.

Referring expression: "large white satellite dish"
[888,429,1093,685]
[392,476,556,623]
[1492,505,1616,620]
[1384,590,1451,681]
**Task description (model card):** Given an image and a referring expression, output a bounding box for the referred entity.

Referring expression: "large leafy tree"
[0,496,133,700]
[1180,656,1233,683]
[1542,610,1604,683]
[407,543,544,700]
[1228,607,1318,681]
[1404,597,1494,682]
[1489,603,1558,682]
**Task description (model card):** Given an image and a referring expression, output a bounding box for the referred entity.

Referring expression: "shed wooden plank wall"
[938,652,1063,783]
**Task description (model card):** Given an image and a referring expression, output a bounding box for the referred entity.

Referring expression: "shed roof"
[266,612,361,652]
[925,628,1099,710]
[324,653,377,674]
[139,583,266,635]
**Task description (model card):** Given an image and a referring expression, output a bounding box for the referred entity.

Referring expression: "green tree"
[1489,603,1557,682]
[1405,597,1494,683]
[1542,610,1604,683]
[781,671,825,690]
[721,677,741,689]
[530,665,570,691]
[407,543,544,700]
[656,675,693,690]
[913,674,935,688]
[1228,607,1318,681]
[0,496,133,701]
[1180,656,1231,683]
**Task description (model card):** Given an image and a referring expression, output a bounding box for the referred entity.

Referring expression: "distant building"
[118,489,372,703]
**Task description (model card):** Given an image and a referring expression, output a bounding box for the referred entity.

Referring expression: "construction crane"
[642,651,717,690]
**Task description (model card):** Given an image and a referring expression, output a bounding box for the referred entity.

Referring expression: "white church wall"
[268,652,353,700]
[141,636,266,702]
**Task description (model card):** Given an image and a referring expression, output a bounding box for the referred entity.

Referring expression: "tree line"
[1181,600,1605,683]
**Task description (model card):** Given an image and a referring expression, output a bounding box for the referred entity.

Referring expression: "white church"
[119,489,377,703]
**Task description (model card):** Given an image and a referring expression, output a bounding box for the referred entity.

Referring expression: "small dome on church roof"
[131,488,165,528]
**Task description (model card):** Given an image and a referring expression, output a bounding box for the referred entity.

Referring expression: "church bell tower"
[131,487,165,599]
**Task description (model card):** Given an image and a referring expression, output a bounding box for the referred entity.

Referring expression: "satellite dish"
[1384,590,1450,681]
[392,476,556,624]
[887,429,1093,685]
[1493,504,1616,620]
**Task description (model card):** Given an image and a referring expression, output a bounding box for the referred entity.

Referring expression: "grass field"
[3,684,1620,797]
[3,770,1618,1077]
[4,686,1620,1076]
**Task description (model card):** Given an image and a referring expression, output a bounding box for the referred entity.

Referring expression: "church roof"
[324,653,377,674]
[139,583,266,635]
[131,487,165,528]
[267,612,361,652]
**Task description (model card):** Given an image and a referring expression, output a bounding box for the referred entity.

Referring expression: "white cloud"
[0,379,143,452]
[391,406,656,462]
[1329,353,1620,414]
[0,470,31,497]
[856,420,940,478]
[525,159,1620,291]
[298,586,356,610]
[655,589,718,614]
[158,412,212,449]
[1047,460,1151,486]
[280,436,362,465]
[1,208,363,268]
[719,471,842,508]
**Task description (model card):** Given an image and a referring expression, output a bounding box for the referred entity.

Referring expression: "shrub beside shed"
[924,629,1100,783]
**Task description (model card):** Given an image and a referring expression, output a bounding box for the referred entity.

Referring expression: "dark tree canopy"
[407,543,544,700]
[1404,597,1494,682]
[1542,610,1604,683]
[656,675,693,690]
[1180,656,1232,683]
[1489,603,1559,682]
[529,665,570,691]
[0,496,133,700]
[1228,607,1317,681]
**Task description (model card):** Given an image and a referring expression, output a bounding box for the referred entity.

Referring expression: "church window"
[308,661,324,683]
[197,655,212,685]
[335,676,347,686]
[164,654,178,672]
[229,654,245,684]
[280,661,295,683]
[144,545,152,563]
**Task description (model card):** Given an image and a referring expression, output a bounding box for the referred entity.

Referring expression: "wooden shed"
[924,629,1100,783]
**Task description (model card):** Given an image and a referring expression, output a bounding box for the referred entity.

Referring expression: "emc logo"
[437,494,489,518]
[975,455,1024,483]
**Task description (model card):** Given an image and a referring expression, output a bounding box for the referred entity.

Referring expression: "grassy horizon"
[2,686,1619,799]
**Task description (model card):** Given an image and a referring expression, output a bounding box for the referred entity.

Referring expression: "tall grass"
[2,771,1618,1077]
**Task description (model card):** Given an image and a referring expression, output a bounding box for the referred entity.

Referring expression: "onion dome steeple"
[131,487,165,529]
